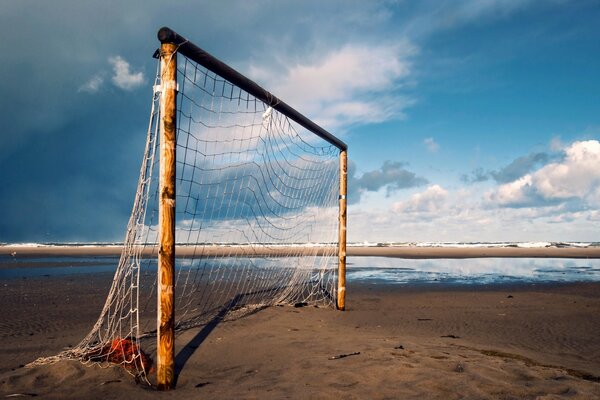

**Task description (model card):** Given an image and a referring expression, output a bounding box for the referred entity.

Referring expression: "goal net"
[31,28,347,384]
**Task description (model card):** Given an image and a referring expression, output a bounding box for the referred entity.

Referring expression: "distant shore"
[2,244,600,259]
[348,245,600,259]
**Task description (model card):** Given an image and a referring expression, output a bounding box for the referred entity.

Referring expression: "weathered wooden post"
[337,150,348,311]
[157,37,177,390]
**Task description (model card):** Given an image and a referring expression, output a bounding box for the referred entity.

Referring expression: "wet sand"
[1,272,599,399]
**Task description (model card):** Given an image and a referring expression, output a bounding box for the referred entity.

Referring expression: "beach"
[1,258,599,399]
[2,244,600,259]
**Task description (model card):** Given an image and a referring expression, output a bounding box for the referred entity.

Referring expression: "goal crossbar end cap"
[158,27,182,44]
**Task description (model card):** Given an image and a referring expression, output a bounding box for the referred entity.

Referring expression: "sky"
[1,0,599,243]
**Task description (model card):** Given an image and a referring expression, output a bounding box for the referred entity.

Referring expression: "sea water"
[1,253,600,285]
[347,256,600,285]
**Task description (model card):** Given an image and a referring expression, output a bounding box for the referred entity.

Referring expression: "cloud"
[249,41,417,130]
[487,140,600,207]
[78,74,104,93]
[486,175,538,207]
[491,152,552,183]
[347,139,600,242]
[349,185,600,243]
[462,151,554,183]
[461,167,489,183]
[78,56,145,94]
[404,0,537,37]
[393,185,448,213]
[423,137,439,153]
[109,56,144,90]
[450,0,536,22]
[348,160,428,204]
[550,136,566,152]
[1,0,595,243]
[534,140,600,199]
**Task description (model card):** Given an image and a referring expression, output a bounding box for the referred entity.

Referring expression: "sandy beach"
[2,244,600,259]
[1,267,599,399]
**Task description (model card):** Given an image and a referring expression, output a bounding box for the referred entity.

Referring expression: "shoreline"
[2,245,600,258]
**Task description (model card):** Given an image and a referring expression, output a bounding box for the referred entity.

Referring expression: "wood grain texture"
[337,150,348,311]
[157,42,177,391]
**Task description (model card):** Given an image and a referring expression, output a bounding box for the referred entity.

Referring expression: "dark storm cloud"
[0,93,149,242]
[0,1,266,242]
[0,2,164,241]
[0,0,398,242]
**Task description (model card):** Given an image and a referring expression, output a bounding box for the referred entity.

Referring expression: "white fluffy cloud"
[350,189,599,243]
[109,56,144,90]
[78,56,144,94]
[346,139,600,242]
[536,140,600,198]
[487,175,535,206]
[249,42,417,130]
[393,185,448,213]
[487,140,600,207]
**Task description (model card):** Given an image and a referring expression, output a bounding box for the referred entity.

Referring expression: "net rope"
[29,50,341,383]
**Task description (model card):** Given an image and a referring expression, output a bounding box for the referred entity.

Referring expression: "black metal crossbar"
[157,26,347,151]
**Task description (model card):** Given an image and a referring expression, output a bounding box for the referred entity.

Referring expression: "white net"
[30,45,342,383]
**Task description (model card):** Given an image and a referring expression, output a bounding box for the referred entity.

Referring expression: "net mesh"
[30,48,341,382]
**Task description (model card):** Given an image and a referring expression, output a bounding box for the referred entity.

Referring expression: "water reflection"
[347,257,600,284]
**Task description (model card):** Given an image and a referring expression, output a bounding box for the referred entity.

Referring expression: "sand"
[3,244,600,258]
[1,270,599,399]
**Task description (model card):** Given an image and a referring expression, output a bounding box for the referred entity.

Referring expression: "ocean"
[1,242,600,284]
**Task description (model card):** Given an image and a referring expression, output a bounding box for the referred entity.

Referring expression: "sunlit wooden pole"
[337,150,347,310]
[157,41,177,390]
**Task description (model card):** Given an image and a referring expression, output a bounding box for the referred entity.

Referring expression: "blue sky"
[1,0,599,243]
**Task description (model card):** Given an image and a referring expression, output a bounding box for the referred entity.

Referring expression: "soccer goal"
[32,27,347,389]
